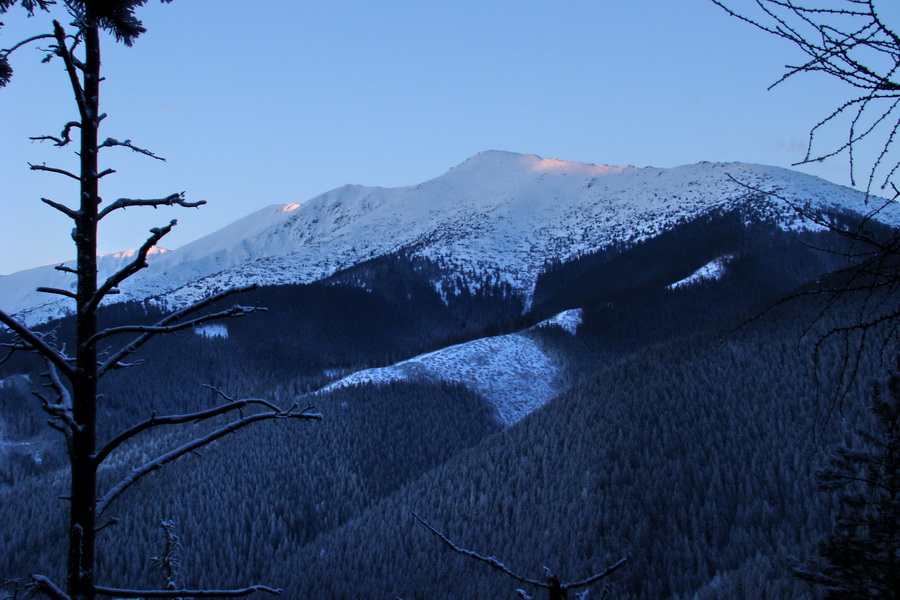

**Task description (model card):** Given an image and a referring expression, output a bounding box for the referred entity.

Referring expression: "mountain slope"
[320,309,583,425]
[3,151,895,325]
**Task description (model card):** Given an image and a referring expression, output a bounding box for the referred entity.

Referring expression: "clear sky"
[0,0,894,275]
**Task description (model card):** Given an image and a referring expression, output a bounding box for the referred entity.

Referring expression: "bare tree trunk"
[68,21,101,600]
[1,7,322,599]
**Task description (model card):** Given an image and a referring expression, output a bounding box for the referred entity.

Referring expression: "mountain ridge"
[2,150,895,325]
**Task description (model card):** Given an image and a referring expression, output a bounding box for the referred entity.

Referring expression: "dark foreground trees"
[795,369,900,599]
[0,2,321,599]
[713,1,900,595]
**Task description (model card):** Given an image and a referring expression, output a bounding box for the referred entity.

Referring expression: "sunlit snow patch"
[667,255,734,290]
[536,308,582,334]
[319,309,582,426]
[194,323,228,339]
[0,373,31,389]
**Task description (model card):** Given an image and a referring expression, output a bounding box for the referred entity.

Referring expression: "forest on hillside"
[0,214,892,599]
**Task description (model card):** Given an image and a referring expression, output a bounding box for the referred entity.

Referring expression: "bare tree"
[711,0,900,407]
[0,2,322,599]
[711,0,900,199]
[412,512,628,600]
[711,1,900,594]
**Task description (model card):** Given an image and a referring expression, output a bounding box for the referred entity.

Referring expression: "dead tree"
[412,512,628,600]
[0,2,322,599]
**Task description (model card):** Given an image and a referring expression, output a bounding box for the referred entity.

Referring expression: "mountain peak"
[448,151,640,186]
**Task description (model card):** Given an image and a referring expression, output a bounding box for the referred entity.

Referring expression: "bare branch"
[29,121,81,147]
[40,197,79,219]
[87,220,176,314]
[98,192,206,220]
[0,345,16,369]
[98,284,260,375]
[0,32,56,56]
[55,264,78,275]
[713,0,900,194]
[36,286,77,299]
[95,395,288,466]
[28,162,81,181]
[0,309,74,379]
[51,20,87,119]
[92,585,281,598]
[98,137,166,161]
[96,405,322,515]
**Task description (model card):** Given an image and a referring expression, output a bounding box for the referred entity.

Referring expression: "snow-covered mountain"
[2,150,896,325]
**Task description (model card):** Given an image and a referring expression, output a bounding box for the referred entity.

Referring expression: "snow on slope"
[0,247,169,324]
[319,309,583,426]
[668,255,735,290]
[3,151,897,325]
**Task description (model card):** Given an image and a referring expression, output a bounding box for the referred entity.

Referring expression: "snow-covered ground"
[193,323,229,339]
[3,151,896,325]
[668,255,735,289]
[319,309,583,425]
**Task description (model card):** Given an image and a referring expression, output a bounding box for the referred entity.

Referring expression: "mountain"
[2,150,899,598]
[2,150,895,325]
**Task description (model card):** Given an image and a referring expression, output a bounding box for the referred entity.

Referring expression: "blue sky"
[0,0,889,274]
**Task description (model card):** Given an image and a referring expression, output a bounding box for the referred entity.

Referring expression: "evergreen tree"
[796,370,900,599]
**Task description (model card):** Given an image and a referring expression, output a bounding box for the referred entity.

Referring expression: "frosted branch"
[41,357,73,412]
[98,284,260,375]
[98,137,166,161]
[40,197,79,219]
[92,585,280,597]
[96,404,322,514]
[89,303,263,351]
[98,192,205,220]
[412,512,627,592]
[28,575,71,600]
[95,394,287,466]
[0,309,74,379]
[411,512,546,587]
[563,557,629,590]
[87,220,176,314]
